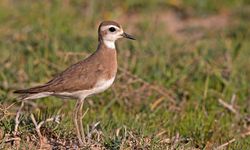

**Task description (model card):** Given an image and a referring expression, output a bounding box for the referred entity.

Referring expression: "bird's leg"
[73,100,84,146]
[14,101,24,136]
[78,99,86,143]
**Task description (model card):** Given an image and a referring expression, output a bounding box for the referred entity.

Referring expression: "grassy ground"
[0,0,250,149]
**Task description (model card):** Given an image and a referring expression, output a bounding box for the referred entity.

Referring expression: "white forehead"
[101,25,120,31]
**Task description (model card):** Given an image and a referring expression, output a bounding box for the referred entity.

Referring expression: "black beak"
[122,32,136,40]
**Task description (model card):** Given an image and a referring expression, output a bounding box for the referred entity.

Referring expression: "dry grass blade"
[216,130,250,149]
[30,114,61,138]
[0,102,16,121]
[30,113,61,149]
[218,98,239,115]
[4,137,21,143]
[150,96,165,111]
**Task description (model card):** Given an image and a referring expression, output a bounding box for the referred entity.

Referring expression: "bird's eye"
[109,27,116,32]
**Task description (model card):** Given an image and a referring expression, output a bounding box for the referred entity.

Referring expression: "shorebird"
[14,21,135,145]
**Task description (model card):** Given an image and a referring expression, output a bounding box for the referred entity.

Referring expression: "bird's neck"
[98,40,116,51]
[103,40,116,49]
[95,40,118,78]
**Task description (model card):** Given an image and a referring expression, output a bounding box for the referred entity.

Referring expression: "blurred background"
[0,0,250,149]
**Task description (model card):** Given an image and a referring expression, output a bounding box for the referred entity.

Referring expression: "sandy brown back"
[14,44,117,94]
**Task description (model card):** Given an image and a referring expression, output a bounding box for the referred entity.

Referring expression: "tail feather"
[14,84,50,94]
[15,93,31,100]
[16,92,52,100]
[14,84,53,100]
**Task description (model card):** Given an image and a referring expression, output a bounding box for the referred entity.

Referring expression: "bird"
[14,20,135,146]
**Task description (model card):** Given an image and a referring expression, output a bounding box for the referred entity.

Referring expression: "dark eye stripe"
[109,27,116,32]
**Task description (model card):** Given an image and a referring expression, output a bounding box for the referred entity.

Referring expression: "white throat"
[104,40,116,49]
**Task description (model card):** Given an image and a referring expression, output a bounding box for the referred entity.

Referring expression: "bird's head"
[98,21,135,49]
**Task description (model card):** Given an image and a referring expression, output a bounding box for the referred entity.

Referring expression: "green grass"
[0,0,250,149]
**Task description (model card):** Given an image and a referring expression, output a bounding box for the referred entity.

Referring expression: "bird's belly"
[54,76,115,100]
[90,76,116,95]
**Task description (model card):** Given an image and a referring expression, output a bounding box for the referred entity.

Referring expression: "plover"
[14,20,135,145]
